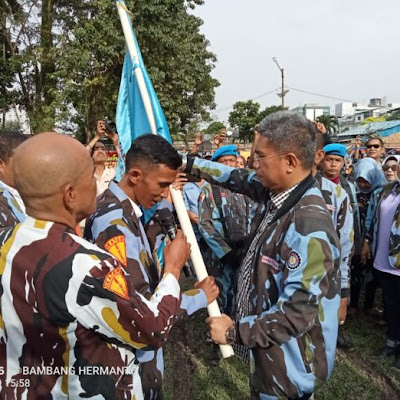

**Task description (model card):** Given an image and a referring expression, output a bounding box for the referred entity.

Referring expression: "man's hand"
[206,314,234,345]
[339,297,348,325]
[313,121,327,134]
[360,240,371,265]
[194,134,203,146]
[213,134,221,148]
[195,277,219,305]
[164,230,191,279]
[172,172,188,192]
[96,120,106,138]
[106,131,119,146]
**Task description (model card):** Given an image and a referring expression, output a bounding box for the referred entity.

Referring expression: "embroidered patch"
[103,267,129,300]
[286,251,302,270]
[104,235,127,267]
[261,255,280,270]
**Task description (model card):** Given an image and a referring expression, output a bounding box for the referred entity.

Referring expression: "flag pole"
[116,1,234,358]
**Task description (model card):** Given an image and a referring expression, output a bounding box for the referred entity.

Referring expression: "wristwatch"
[225,324,236,344]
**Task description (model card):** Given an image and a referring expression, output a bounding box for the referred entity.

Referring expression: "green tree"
[361,116,386,125]
[1,0,219,141]
[228,100,260,143]
[258,105,286,121]
[205,121,225,136]
[316,114,339,134]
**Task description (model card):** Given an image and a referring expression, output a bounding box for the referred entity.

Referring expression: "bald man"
[0,132,190,399]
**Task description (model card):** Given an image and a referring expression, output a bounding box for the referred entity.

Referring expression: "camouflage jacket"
[186,157,341,399]
[365,181,400,268]
[84,182,206,398]
[0,180,26,228]
[198,182,253,261]
[316,173,354,298]
[0,217,181,399]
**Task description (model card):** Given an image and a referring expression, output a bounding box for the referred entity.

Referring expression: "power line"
[213,87,280,114]
[287,87,354,103]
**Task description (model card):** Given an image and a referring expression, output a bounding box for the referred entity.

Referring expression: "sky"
[193,0,400,124]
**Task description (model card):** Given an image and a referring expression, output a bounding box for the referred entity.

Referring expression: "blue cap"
[323,143,346,158]
[211,145,239,161]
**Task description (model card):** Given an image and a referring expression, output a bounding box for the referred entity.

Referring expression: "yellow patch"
[103,267,129,300]
[59,326,69,394]
[101,307,147,349]
[34,219,47,229]
[104,235,127,266]
[183,289,200,297]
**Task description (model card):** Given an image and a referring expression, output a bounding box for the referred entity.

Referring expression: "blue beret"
[211,145,239,161]
[323,143,346,158]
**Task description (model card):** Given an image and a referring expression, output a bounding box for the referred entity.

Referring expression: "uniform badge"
[286,251,302,270]
[104,235,127,266]
[261,255,280,271]
[103,267,129,300]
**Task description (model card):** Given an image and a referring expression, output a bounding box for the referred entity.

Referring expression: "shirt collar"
[0,180,26,212]
[269,183,299,209]
[108,181,143,218]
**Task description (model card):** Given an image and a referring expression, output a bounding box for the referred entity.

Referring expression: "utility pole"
[272,57,288,109]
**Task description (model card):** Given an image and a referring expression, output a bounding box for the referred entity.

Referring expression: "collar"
[108,181,142,218]
[269,183,299,210]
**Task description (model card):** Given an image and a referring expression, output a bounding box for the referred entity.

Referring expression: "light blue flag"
[116,1,171,179]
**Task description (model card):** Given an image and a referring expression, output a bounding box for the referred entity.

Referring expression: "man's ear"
[284,153,299,173]
[314,150,325,166]
[0,158,5,175]
[63,184,74,212]
[127,166,142,185]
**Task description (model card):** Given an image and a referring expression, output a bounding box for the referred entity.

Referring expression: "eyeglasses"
[253,152,287,163]
[366,144,381,149]
[383,164,397,172]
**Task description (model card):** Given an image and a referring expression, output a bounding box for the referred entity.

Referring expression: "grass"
[163,287,400,399]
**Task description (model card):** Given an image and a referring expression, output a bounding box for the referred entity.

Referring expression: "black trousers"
[375,269,400,342]
[350,256,378,310]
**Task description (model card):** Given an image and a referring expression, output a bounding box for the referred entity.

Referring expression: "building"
[292,104,330,120]
[335,98,400,118]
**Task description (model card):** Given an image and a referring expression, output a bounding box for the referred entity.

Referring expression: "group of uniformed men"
[0,110,354,399]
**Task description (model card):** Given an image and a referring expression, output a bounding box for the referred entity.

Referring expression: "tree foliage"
[205,121,225,136]
[316,114,339,134]
[1,0,219,141]
[228,100,260,143]
[361,116,386,125]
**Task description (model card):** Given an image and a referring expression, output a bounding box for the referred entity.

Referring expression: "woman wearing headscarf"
[348,158,386,315]
[361,159,400,369]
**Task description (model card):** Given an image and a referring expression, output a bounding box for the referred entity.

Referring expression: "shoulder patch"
[104,235,127,266]
[103,267,129,300]
[261,255,280,271]
[286,250,302,271]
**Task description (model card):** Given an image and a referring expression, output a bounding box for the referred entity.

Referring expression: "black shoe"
[337,330,354,351]
[373,345,398,359]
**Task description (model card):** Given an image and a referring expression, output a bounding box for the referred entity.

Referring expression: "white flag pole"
[116,1,234,358]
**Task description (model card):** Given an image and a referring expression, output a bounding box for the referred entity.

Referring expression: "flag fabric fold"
[116,0,171,179]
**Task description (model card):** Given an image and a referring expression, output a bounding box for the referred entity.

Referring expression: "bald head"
[13,132,97,226]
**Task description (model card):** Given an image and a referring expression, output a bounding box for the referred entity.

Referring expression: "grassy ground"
[163,289,400,399]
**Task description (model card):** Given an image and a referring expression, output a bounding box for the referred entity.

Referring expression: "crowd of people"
[0,110,399,400]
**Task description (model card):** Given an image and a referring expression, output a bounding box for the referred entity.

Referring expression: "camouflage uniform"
[198,182,253,315]
[0,181,26,228]
[0,217,181,399]
[185,157,341,399]
[316,173,354,298]
[84,181,206,399]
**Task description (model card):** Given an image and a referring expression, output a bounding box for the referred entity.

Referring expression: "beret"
[323,143,346,158]
[211,145,239,161]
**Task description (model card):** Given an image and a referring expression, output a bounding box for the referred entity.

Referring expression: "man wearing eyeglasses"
[181,111,341,399]
[365,137,385,165]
